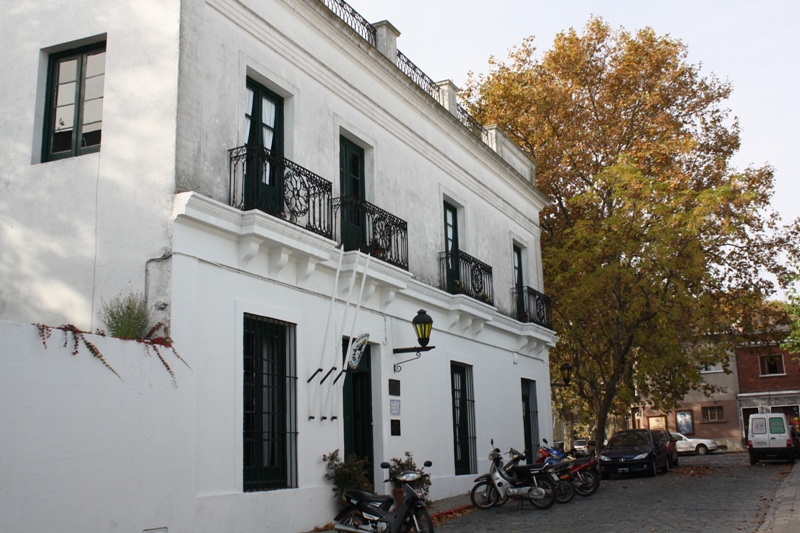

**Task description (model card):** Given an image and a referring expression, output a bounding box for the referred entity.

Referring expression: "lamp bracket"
[394,352,421,373]
[392,345,435,355]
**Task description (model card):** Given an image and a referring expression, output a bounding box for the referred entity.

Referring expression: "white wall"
[0,0,181,330]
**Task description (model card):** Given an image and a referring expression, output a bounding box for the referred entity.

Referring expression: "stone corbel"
[238,235,263,268]
[296,256,319,282]
[471,317,486,336]
[268,246,292,276]
[380,287,396,310]
[363,279,379,304]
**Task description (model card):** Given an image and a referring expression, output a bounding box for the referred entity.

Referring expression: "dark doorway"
[521,378,539,464]
[342,339,374,484]
[339,136,366,251]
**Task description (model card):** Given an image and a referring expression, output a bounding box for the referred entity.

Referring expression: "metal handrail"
[320,0,376,45]
[439,250,494,305]
[332,195,409,270]
[396,49,442,104]
[512,286,553,329]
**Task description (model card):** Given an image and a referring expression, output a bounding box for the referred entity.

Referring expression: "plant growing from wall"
[322,449,373,499]
[98,291,150,339]
[389,451,431,503]
[34,321,190,386]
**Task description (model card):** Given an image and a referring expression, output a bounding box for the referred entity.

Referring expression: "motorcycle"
[534,439,600,498]
[506,446,575,504]
[333,460,434,533]
[470,441,557,510]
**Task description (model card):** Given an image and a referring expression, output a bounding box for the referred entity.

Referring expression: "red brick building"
[736,343,800,441]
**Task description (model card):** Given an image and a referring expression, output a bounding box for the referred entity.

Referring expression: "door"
[340,137,366,250]
[343,340,374,483]
[521,379,539,463]
[244,79,283,212]
[513,245,525,320]
[444,202,460,292]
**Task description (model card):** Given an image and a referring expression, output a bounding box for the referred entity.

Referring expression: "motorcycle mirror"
[380,462,390,469]
[424,460,432,468]
[491,438,494,446]
[543,438,549,445]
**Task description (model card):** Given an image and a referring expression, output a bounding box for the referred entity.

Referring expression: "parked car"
[671,433,718,455]
[573,439,596,457]
[747,412,800,464]
[654,429,678,467]
[599,429,670,478]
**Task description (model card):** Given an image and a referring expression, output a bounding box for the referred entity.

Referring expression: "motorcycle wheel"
[527,476,557,510]
[470,480,499,509]
[555,480,575,504]
[574,470,599,497]
[407,507,434,532]
[338,509,364,527]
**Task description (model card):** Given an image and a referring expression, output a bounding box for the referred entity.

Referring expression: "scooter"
[534,439,600,497]
[333,460,433,533]
[506,446,575,504]
[470,440,557,510]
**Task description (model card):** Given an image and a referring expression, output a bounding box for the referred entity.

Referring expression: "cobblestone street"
[436,453,792,533]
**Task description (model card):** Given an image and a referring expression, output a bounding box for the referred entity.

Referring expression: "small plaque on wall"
[389,379,401,396]
[390,399,401,416]
[391,419,401,436]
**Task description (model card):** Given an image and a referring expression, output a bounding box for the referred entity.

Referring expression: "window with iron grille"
[43,42,106,161]
[243,314,297,491]
[450,361,476,475]
[702,406,724,422]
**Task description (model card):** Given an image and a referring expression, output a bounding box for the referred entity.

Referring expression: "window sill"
[758,373,787,378]
[700,420,727,424]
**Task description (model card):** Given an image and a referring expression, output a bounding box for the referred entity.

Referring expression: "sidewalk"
[758,462,800,533]
[427,492,472,522]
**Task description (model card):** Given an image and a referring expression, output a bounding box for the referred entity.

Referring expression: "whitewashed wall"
[0,0,180,330]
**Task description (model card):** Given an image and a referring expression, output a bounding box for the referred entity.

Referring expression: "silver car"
[671,433,717,455]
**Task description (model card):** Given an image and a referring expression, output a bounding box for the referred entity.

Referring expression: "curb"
[430,504,472,521]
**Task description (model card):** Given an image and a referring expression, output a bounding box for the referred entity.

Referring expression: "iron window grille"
[243,314,298,491]
[450,361,477,475]
[43,42,106,161]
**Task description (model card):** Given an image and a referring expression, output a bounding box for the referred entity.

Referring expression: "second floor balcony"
[513,286,553,330]
[229,145,333,239]
[439,250,494,305]
[332,195,409,270]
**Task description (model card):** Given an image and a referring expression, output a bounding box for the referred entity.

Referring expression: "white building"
[0,1,557,531]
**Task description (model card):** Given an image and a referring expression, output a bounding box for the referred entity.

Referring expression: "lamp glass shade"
[412,309,433,347]
[559,362,573,385]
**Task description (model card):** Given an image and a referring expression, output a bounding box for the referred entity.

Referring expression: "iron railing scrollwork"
[439,250,494,305]
[513,286,553,330]
[397,49,442,104]
[457,105,490,144]
[229,145,333,239]
[332,195,409,270]
[320,0,376,46]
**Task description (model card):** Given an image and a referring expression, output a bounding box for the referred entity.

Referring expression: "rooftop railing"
[320,0,489,147]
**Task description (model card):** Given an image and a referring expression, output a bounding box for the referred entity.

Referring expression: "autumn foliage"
[464,17,800,443]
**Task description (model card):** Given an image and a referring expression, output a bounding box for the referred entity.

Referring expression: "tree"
[782,277,800,357]
[464,17,800,445]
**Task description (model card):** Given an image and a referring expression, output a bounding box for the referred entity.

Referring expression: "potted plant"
[388,451,431,505]
[477,293,492,304]
[452,279,464,294]
[368,238,383,258]
[323,449,373,501]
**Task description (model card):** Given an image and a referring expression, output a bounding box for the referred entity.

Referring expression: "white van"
[747,412,800,465]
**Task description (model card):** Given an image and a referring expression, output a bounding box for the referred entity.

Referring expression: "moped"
[470,441,557,510]
[334,460,433,533]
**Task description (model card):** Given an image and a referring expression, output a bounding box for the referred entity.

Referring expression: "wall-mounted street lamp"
[392,309,435,372]
[551,362,573,387]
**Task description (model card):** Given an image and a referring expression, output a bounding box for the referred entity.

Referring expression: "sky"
[356,0,800,227]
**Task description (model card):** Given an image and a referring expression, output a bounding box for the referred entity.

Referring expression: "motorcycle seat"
[346,490,394,505]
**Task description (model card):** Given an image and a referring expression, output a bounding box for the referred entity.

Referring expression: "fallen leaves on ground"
[433,507,476,527]
[670,465,714,477]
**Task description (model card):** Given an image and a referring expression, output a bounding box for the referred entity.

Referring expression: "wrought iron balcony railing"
[321,0,376,45]
[397,49,443,104]
[513,286,553,329]
[439,250,494,305]
[332,195,409,270]
[229,145,333,239]
[457,104,490,144]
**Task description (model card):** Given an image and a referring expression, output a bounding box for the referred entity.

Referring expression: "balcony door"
[340,137,366,250]
[244,79,283,212]
[444,202,460,292]
[513,245,525,320]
